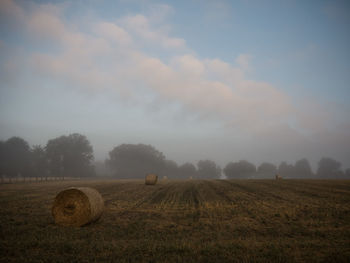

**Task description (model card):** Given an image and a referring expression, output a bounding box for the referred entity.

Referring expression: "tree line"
[0,134,94,181]
[1,133,349,180]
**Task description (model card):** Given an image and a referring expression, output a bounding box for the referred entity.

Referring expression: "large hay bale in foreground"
[52,187,104,227]
[145,174,158,185]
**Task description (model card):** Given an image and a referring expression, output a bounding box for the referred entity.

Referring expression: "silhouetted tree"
[178,162,197,179]
[294,158,313,178]
[46,133,94,178]
[163,159,179,178]
[2,137,31,180]
[345,168,350,178]
[257,162,277,178]
[278,162,294,178]
[31,145,48,180]
[197,160,221,179]
[107,144,165,178]
[0,141,6,181]
[0,141,5,175]
[317,157,342,178]
[224,160,256,179]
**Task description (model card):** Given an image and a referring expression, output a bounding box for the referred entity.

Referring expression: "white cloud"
[1,0,345,139]
[27,8,66,41]
[0,1,295,134]
[121,14,186,49]
[0,0,25,22]
[94,22,133,46]
[170,55,205,77]
[235,54,252,71]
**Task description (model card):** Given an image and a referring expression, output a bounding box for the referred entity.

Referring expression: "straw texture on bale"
[145,174,158,185]
[52,187,104,227]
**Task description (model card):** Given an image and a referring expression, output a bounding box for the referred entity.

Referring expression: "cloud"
[235,54,252,71]
[0,0,295,133]
[94,22,132,46]
[170,55,205,77]
[1,0,345,139]
[126,52,293,131]
[121,14,186,49]
[0,0,25,22]
[27,7,66,41]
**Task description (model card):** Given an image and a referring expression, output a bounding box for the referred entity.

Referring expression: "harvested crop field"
[1,179,350,262]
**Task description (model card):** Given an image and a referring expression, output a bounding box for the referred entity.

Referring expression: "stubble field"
[1,179,350,262]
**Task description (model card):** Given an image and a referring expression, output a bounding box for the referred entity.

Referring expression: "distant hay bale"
[189,176,193,180]
[162,176,168,180]
[145,174,158,185]
[275,174,282,180]
[52,187,104,227]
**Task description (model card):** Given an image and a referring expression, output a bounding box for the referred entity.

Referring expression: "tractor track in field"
[131,180,237,209]
[218,180,293,203]
[135,181,202,209]
[257,180,327,200]
[276,180,350,198]
[200,180,234,204]
[96,181,166,209]
[99,182,149,205]
[88,179,350,220]
[134,183,175,208]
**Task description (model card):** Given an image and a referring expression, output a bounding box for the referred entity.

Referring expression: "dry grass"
[52,187,104,227]
[145,174,158,185]
[1,179,350,262]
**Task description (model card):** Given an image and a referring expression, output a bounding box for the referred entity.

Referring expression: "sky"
[0,0,350,171]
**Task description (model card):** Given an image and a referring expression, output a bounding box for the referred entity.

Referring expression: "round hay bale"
[162,176,168,180]
[275,174,282,180]
[52,187,104,227]
[145,174,158,185]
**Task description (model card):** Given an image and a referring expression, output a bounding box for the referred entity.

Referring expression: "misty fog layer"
[1,134,349,180]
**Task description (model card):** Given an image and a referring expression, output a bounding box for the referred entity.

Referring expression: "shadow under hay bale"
[52,187,104,227]
[145,174,158,185]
